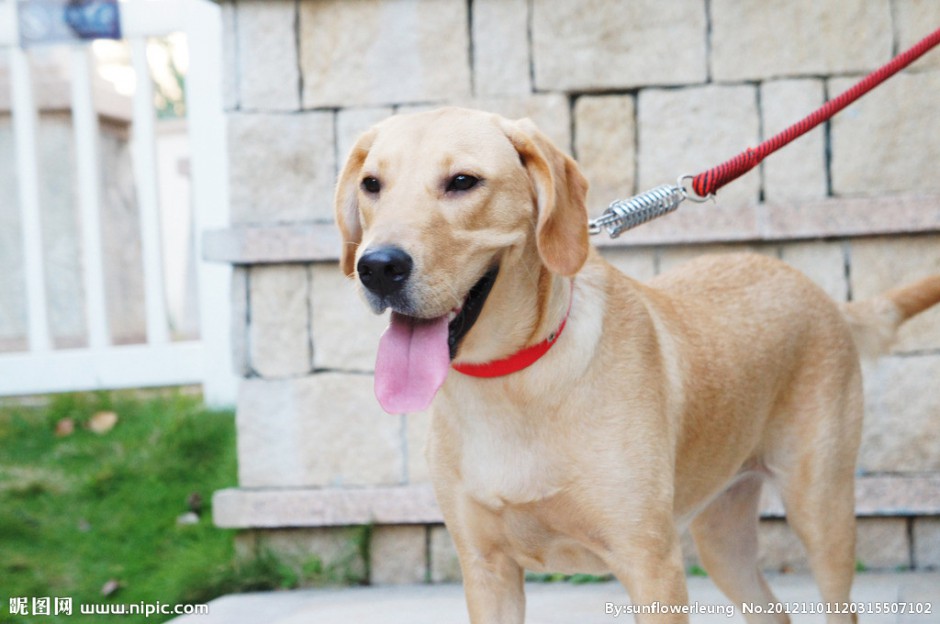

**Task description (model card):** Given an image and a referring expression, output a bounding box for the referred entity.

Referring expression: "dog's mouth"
[374,267,499,415]
[446,267,499,360]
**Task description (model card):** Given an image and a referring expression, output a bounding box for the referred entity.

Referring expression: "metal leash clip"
[588,175,712,238]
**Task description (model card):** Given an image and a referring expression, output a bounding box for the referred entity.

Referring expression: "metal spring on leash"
[588,183,687,239]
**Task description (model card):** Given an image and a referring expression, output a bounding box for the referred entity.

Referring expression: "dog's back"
[644,251,940,364]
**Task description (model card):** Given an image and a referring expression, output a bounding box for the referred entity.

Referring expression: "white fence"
[0,0,235,405]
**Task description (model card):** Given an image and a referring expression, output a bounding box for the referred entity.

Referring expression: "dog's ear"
[499,117,589,276]
[334,128,377,277]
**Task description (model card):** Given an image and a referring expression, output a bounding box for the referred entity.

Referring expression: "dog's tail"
[841,274,940,357]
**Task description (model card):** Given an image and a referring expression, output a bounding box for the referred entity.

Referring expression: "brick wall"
[210,0,940,583]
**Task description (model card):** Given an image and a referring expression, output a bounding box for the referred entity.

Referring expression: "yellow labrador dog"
[334,107,940,623]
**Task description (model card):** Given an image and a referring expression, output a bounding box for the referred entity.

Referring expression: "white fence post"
[70,45,111,350]
[184,0,236,407]
[8,1,51,353]
[130,36,170,346]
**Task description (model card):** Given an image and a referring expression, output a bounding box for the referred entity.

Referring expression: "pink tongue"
[374,312,451,414]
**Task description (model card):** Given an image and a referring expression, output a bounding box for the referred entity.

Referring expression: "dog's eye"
[446,174,480,193]
[361,176,381,194]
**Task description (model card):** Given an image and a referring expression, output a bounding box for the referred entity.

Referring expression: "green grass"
[687,564,709,578]
[0,391,253,623]
[524,572,614,584]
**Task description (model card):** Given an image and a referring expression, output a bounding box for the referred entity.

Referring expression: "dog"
[333,106,940,623]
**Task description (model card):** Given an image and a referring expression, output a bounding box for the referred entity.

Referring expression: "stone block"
[760,79,828,203]
[472,0,530,97]
[853,475,940,517]
[599,247,657,283]
[310,263,388,371]
[370,525,428,585]
[849,236,940,352]
[856,518,911,570]
[531,0,706,91]
[710,0,892,81]
[237,527,368,584]
[336,107,394,176]
[389,103,437,117]
[203,223,342,265]
[236,0,300,111]
[230,267,250,376]
[299,0,471,108]
[779,241,848,303]
[228,112,336,224]
[429,524,462,583]
[236,374,404,488]
[759,195,940,242]
[637,85,760,209]
[574,95,636,218]
[913,517,940,569]
[234,530,254,560]
[248,265,312,378]
[759,517,909,572]
[895,0,940,72]
[406,410,432,484]
[830,71,940,196]
[213,484,442,528]
[860,354,940,473]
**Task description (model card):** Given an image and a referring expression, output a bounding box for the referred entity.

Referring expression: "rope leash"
[589,25,940,239]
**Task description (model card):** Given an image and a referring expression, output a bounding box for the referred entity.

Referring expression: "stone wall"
[210,0,940,583]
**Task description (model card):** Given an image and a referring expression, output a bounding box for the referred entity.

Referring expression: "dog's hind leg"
[772,370,864,624]
[777,467,859,624]
[690,474,790,624]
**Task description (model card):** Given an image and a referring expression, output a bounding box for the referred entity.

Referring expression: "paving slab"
[169,572,939,624]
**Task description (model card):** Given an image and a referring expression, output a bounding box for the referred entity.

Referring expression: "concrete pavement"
[169,571,939,624]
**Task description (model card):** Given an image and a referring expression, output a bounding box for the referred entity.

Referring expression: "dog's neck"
[451,253,574,368]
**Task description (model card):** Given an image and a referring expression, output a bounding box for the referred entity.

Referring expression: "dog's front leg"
[458,546,526,624]
[608,520,690,624]
[436,491,525,623]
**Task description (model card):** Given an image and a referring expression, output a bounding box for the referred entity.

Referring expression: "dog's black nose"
[357,247,413,297]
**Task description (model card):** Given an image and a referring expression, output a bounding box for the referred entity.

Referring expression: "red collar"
[451,282,573,378]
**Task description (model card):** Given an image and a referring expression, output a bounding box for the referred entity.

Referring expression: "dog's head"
[334,107,589,412]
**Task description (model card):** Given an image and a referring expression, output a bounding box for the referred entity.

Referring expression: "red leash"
[589,24,940,239]
[692,25,940,198]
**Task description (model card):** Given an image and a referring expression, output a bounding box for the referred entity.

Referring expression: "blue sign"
[18,0,121,47]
